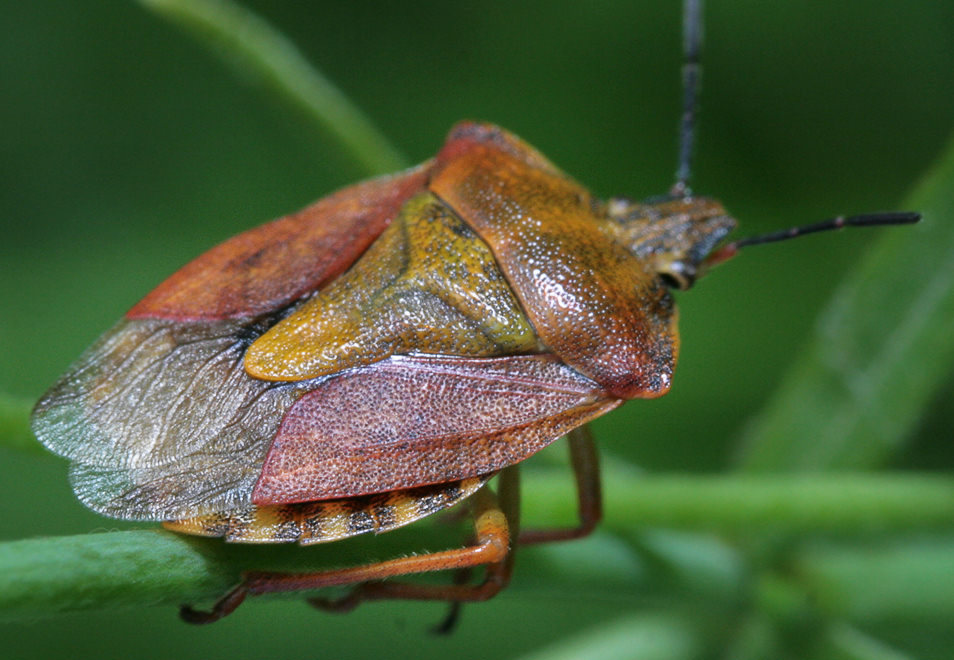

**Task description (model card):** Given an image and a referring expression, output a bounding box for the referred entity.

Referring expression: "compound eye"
[658,261,696,290]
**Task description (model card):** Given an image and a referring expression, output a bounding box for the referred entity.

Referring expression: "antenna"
[730,212,921,249]
[670,0,702,198]
[705,212,921,267]
[666,0,920,267]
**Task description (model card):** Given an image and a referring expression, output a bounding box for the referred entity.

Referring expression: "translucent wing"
[32,318,314,520]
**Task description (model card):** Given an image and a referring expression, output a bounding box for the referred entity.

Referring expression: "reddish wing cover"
[252,354,618,504]
[128,164,430,322]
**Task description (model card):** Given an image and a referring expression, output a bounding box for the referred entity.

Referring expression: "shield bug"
[30,0,919,625]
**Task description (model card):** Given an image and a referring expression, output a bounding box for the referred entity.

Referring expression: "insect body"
[31,122,744,618]
[32,120,736,530]
[30,2,920,626]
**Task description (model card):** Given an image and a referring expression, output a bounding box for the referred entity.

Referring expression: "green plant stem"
[537,469,954,534]
[0,394,39,455]
[138,0,407,175]
[1,472,952,621]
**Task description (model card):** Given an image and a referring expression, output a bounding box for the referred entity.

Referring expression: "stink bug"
[29,0,919,625]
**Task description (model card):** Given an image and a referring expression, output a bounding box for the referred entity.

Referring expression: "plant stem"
[535,469,954,534]
[138,0,408,175]
[2,472,952,621]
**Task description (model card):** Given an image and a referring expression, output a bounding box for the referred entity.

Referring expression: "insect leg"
[179,469,519,624]
[305,466,520,612]
[518,424,602,545]
[179,583,248,624]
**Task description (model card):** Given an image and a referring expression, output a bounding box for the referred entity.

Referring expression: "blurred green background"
[2,1,953,658]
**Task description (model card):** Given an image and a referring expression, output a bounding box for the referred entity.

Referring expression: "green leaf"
[513,613,700,660]
[824,624,916,660]
[737,132,954,470]
[799,537,954,624]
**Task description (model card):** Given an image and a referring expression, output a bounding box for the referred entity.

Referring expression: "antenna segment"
[671,0,702,198]
[705,212,921,267]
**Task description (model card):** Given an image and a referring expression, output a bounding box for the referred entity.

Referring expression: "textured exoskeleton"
[32,123,736,617]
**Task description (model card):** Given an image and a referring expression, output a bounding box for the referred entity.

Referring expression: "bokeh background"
[2,1,953,658]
